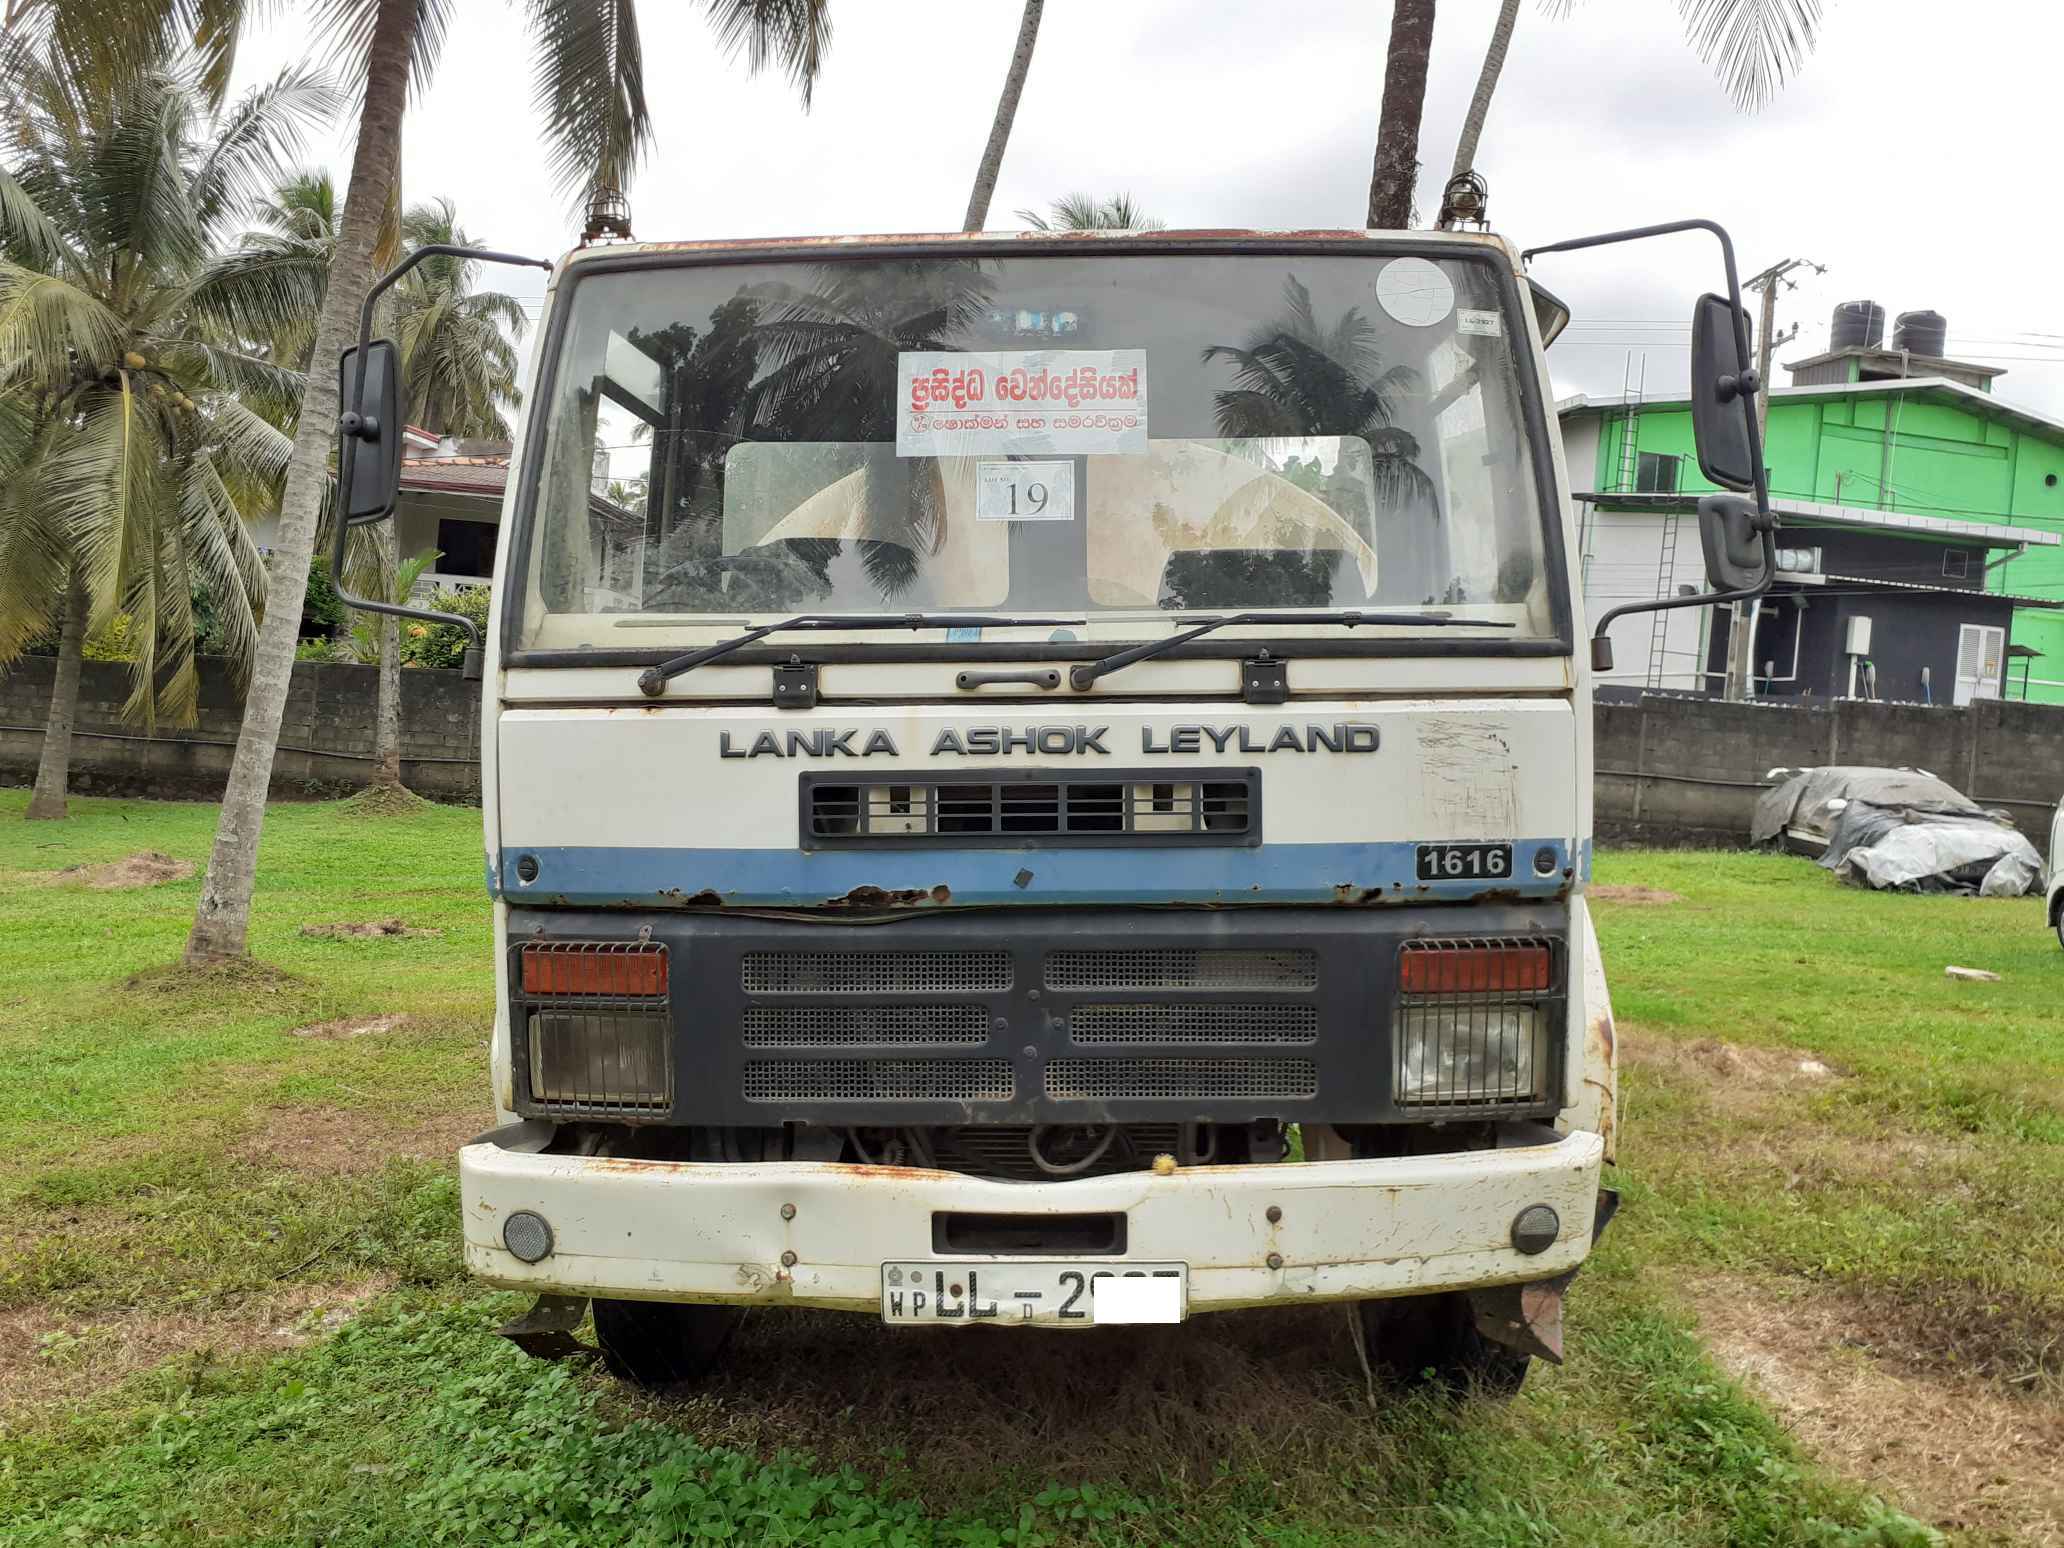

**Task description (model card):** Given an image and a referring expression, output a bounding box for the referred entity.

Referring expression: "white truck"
[330,220,1777,1393]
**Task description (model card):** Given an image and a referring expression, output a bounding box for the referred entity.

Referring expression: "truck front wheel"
[591,1299,742,1389]
[1355,1292,1530,1397]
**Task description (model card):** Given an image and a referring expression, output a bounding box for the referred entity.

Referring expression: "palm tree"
[1448,1,1825,198]
[962,0,1042,231]
[1015,193,1163,232]
[0,56,326,819]
[1200,275,1432,514]
[392,198,526,440]
[185,0,836,964]
[1367,0,1435,229]
[238,178,525,791]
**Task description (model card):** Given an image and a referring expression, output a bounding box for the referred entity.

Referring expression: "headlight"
[527,1010,672,1112]
[1395,1004,1546,1106]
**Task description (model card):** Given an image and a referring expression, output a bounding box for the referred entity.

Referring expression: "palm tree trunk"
[1366,0,1436,230]
[25,565,88,821]
[1450,0,1519,180]
[185,0,417,962]
[962,0,1044,231]
[371,520,402,789]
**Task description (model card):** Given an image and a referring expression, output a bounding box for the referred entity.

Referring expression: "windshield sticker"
[976,459,1075,522]
[1456,308,1503,338]
[1374,257,1455,327]
[897,349,1148,457]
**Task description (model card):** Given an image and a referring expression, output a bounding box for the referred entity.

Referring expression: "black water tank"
[1894,309,1947,358]
[1830,300,1885,351]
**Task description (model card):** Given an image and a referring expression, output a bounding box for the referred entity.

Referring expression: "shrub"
[404,585,490,670]
[303,556,348,638]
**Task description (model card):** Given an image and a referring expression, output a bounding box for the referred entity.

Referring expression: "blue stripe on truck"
[490,839,1579,908]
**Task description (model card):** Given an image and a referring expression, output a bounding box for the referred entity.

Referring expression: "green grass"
[7,792,2036,1545]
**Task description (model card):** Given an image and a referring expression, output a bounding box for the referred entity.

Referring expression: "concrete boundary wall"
[1596,695,2064,855]
[0,657,482,802]
[7,660,2061,849]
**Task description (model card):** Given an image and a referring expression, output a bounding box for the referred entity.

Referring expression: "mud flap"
[497,1293,596,1361]
[1466,1187,1620,1365]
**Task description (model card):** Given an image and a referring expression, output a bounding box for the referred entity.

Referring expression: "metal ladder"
[1644,515,1679,689]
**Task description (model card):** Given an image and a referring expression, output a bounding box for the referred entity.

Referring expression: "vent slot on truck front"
[801,770,1259,848]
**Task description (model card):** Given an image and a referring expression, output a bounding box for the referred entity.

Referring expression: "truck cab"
[424,228,1639,1390]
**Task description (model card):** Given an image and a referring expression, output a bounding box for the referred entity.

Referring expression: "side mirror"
[1688,293,1758,492]
[1697,493,1771,591]
[338,339,404,524]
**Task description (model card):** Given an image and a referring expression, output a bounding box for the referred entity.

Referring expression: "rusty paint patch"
[822,884,945,909]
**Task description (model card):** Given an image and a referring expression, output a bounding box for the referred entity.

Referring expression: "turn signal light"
[520,943,668,997]
[1398,942,1551,995]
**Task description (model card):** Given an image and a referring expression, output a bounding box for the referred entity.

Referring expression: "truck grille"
[1045,1057,1318,1101]
[741,950,1011,994]
[742,1058,1015,1103]
[1068,1003,1317,1045]
[1045,947,1318,991]
[800,770,1259,848]
[742,1005,989,1047]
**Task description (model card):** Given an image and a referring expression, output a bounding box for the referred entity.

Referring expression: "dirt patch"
[288,1013,409,1040]
[1686,1274,2064,1545]
[231,1102,486,1174]
[0,1277,392,1418]
[298,919,441,940]
[1589,884,1685,905]
[50,851,195,889]
[1625,1037,1840,1115]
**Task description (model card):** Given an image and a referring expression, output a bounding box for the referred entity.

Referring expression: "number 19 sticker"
[976,460,1075,522]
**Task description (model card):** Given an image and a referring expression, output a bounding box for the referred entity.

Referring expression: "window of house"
[1634,452,1681,494]
[435,518,497,579]
[1942,549,1971,580]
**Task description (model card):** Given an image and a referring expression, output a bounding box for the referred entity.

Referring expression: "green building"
[1559,339,2064,703]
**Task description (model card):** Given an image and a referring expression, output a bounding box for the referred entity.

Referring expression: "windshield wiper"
[1067,610,1517,691]
[637,614,1083,697]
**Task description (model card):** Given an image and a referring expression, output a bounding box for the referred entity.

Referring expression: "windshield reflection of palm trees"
[1201,276,1435,517]
[740,261,996,598]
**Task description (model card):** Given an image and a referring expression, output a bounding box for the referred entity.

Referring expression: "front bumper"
[460,1126,1605,1314]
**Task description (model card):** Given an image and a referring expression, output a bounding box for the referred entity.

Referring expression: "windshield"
[513,248,1557,649]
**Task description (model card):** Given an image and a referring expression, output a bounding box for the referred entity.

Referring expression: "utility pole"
[1722,256,1825,699]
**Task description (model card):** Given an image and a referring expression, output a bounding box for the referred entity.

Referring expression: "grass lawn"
[2,791,2058,1545]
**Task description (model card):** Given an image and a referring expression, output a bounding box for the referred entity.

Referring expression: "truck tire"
[591,1299,742,1389]
[1355,1292,1530,1397]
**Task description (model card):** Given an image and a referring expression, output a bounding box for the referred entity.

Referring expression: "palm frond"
[191,64,337,237]
[524,0,652,198]
[0,410,74,659]
[1016,192,1164,232]
[701,0,830,109]
[0,163,68,269]
[0,262,128,392]
[1676,0,1821,110]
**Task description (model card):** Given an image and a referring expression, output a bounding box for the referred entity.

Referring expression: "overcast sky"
[230,0,2064,424]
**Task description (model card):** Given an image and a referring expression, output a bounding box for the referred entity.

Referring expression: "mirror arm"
[1585,523,1778,673]
[330,244,554,647]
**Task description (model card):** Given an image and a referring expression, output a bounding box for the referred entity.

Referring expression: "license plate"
[1416,842,1513,881]
[880,1262,1186,1325]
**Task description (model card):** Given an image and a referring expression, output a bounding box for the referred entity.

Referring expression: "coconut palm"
[0,56,329,819]
[1367,0,1435,229]
[186,0,836,963]
[1200,275,1432,513]
[392,197,526,441]
[962,0,1042,231]
[1015,193,1163,232]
